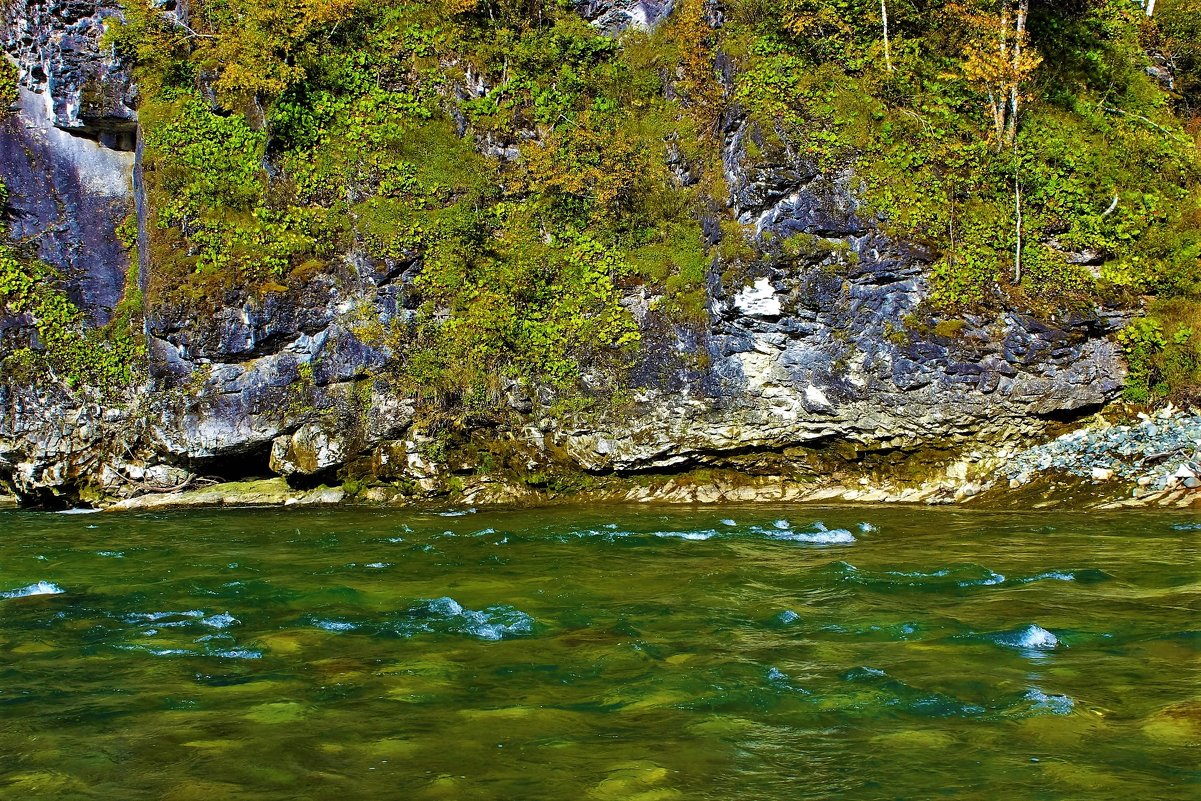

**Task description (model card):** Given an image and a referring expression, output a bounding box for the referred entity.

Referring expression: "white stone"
[804,385,831,409]
[1091,466,1113,481]
[733,278,781,317]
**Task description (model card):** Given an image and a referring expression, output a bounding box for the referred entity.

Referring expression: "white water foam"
[1,581,64,599]
[438,508,477,517]
[211,649,263,660]
[1019,571,1076,583]
[652,529,718,541]
[427,596,464,616]
[119,645,192,656]
[752,521,856,544]
[784,528,856,544]
[125,610,204,623]
[459,608,534,641]
[422,597,534,641]
[1004,624,1060,650]
[1024,688,1074,715]
[959,571,1006,587]
[775,522,856,544]
[312,619,357,632]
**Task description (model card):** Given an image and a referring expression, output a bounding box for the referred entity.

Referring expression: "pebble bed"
[1005,408,1201,492]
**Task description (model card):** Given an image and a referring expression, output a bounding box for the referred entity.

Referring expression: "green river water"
[0,505,1197,800]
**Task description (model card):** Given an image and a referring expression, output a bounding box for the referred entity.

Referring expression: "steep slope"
[0,0,1196,507]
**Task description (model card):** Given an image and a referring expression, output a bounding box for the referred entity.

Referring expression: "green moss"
[933,319,968,340]
[0,58,18,110]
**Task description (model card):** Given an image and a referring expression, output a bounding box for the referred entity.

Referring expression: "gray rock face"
[142,254,412,468]
[0,0,1131,506]
[270,423,348,477]
[1,1,139,324]
[545,115,1124,471]
[0,87,133,323]
[0,381,136,503]
[2,0,136,145]
[572,1,676,33]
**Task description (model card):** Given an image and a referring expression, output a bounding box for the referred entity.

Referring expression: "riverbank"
[6,407,1197,514]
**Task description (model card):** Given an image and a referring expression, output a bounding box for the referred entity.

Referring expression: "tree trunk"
[994,2,1011,150]
[881,0,893,72]
[1146,0,1156,17]
[989,90,1005,145]
[1014,137,1023,285]
[1004,0,1028,146]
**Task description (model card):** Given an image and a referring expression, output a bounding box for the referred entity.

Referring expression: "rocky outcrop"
[0,0,142,326]
[572,1,676,34]
[2,0,136,145]
[1004,405,1201,496]
[0,0,1135,508]
[0,87,133,323]
[549,114,1122,472]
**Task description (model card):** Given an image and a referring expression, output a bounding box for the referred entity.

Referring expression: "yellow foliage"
[518,114,645,221]
[783,4,852,41]
[660,0,723,127]
[193,0,366,106]
[950,0,1042,143]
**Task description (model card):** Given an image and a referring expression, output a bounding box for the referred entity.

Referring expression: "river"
[0,505,1197,799]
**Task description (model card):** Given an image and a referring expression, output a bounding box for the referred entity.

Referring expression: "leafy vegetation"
[0,231,143,393]
[0,57,17,109]
[0,77,143,393]
[106,0,1200,403]
[1157,0,1201,117]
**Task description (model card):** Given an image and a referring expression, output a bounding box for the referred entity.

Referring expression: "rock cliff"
[1,0,136,324]
[0,0,1138,508]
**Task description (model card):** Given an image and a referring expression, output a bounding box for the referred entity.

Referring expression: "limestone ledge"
[105,478,344,512]
[88,468,1199,514]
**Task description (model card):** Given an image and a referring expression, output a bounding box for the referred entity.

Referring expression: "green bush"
[1118,300,1201,402]
[0,245,141,392]
[0,58,18,109]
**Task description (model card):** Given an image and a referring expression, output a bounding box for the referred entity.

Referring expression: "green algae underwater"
[0,505,1197,800]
